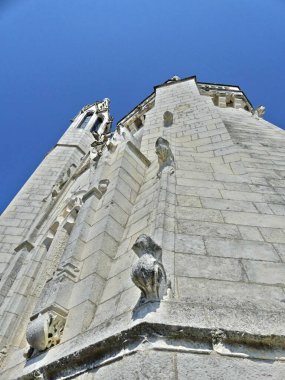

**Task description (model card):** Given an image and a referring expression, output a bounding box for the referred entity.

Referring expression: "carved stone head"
[132,234,162,261]
[155,137,171,163]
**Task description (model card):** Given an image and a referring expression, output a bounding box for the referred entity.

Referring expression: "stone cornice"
[7,319,285,380]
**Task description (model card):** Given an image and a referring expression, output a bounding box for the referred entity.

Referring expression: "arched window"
[78,113,93,129]
[91,116,104,133]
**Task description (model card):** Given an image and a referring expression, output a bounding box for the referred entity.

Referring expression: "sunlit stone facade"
[1,76,285,379]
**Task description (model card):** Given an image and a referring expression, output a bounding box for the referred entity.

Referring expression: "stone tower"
[0,76,285,379]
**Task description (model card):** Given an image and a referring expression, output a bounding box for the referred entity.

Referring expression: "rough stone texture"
[0,78,285,379]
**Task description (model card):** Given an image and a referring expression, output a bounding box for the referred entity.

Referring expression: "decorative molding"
[51,164,77,200]
[42,164,77,204]
[80,104,93,114]
[98,179,110,194]
[16,322,285,380]
[90,131,114,165]
[56,259,81,282]
[71,98,111,123]
[14,240,34,253]
[155,137,175,178]
[82,187,102,202]
[131,234,169,303]
[127,141,151,167]
[96,98,110,113]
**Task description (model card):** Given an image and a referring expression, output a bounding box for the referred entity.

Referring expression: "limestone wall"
[1,78,285,379]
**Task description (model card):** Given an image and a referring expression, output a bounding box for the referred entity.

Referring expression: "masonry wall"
[0,125,93,280]
[91,79,285,330]
[1,78,285,379]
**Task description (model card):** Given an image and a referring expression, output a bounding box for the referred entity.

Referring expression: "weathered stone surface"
[177,352,285,380]
[1,77,285,379]
[205,237,279,261]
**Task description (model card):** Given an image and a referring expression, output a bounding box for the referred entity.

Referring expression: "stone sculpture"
[26,308,67,357]
[90,131,113,164]
[47,164,76,200]
[163,111,173,127]
[131,234,168,303]
[155,137,175,177]
[252,105,266,118]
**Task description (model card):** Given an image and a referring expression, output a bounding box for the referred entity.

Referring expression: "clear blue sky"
[1,0,285,213]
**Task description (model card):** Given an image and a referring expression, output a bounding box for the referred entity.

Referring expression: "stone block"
[238,226,264,241]
[115,286,140,316]
[211,163,233,173]
[177,277,285,309]
[68,274,105,309]
[176,185,222,198]
[273,244,285,262]
[175,253,243,281]
[91,295,119,328]
[221,190,263,202]
[222,211,285,229]
[176,206,223,223]
[87,350,176,380]
[223,180,251,191]
[177,220,240,239]
[81,250,111,280]
[175,234,206,255]
[205,237,279,261]
[62,300,96,342]
[177,195,201,207]
[200,197,256,212]
[100,268,133,303]
[177,352,285,380]
[243,260,285,286]
[259,228,285,243]
[108,250,135,278]
[269,203,285,216]
[177,177,224,189]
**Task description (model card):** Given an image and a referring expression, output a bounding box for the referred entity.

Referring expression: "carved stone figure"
[32,370,45,379]
[131,234,169,303]
[211,329,227,346]
[96,98,110,113]
[252,105,266,118]
[90,131,113,164]
[115,124,135,143]
[155,137,175,178]
[26,308,67,357]
[0,346,7,367]
[48,164,76,200]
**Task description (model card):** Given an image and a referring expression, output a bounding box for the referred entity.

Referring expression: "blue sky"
[1,0,285,212]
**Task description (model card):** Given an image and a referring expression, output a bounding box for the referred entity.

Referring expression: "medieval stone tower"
[0,76,285,379]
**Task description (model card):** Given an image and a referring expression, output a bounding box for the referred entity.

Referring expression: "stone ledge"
[3,315,285,380]
[126,141,151,167]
